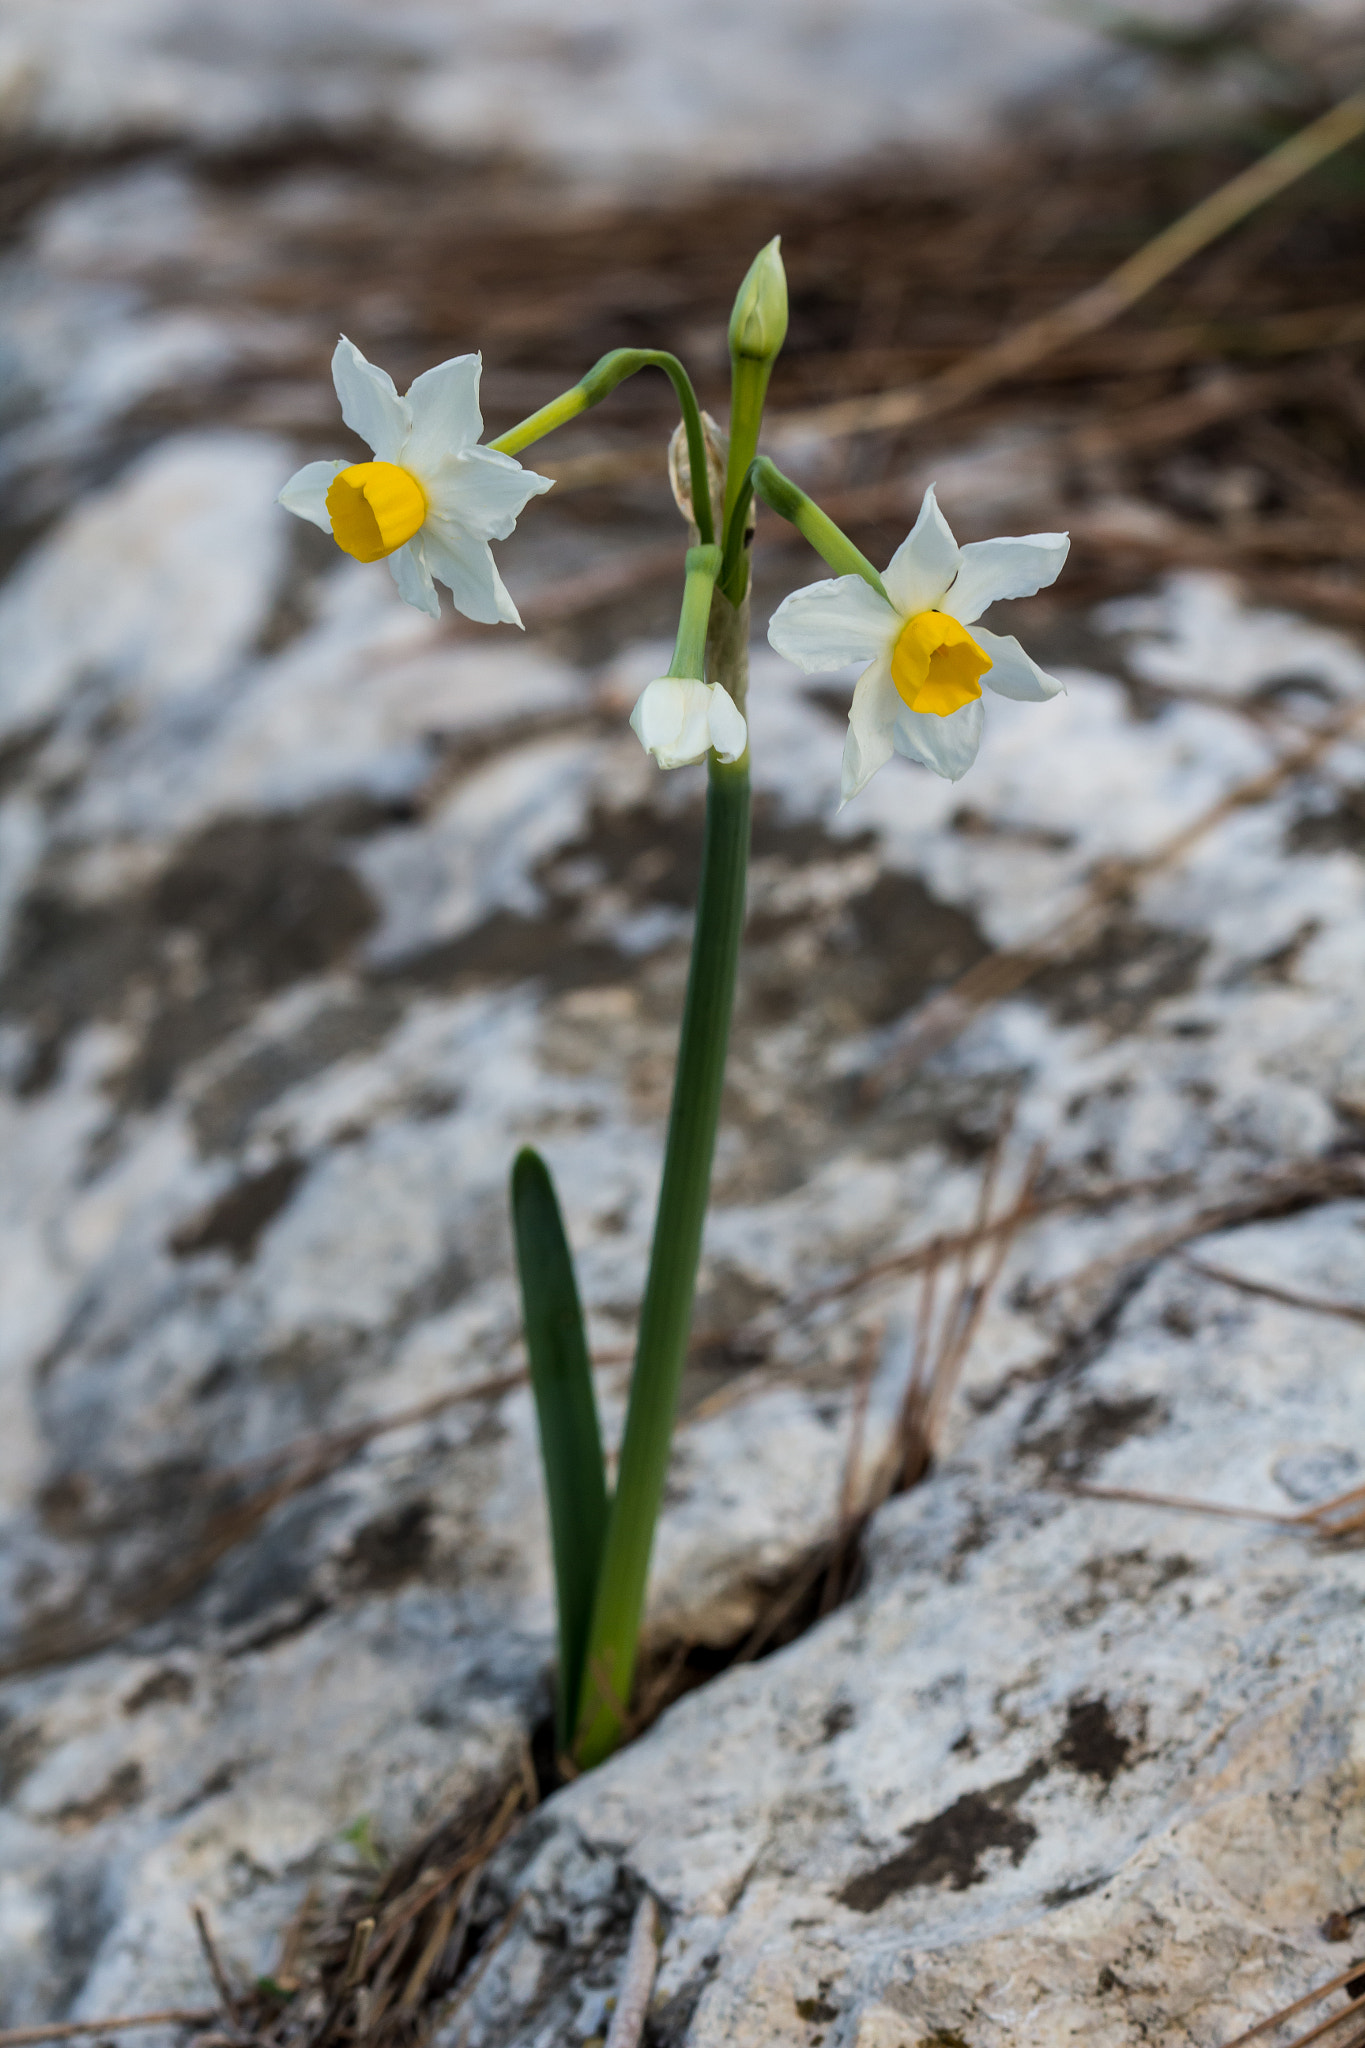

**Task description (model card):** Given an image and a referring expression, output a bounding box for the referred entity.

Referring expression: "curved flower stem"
[572,743,750,1769]
[489,349,714,545]
[723,455,888,603]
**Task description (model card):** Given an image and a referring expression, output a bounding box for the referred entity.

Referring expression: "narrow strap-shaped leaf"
[510,1147,609,1755]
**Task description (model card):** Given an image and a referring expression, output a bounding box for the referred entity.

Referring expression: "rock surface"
[1,425,1364,2029]
[466,1206,1365,2047]
[1,21,1365,2038]
[0,2,1110,175]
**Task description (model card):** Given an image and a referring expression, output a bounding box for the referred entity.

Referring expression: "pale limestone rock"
[0,145,1364,2036]
[1,508,1361,2031]
[0,434,287,740]
[0,2,1104,172]
[454,1233,1365,2046]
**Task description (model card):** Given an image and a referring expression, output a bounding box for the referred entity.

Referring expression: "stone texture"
[0,2,1104,173]
[462,1220,1365,2047]
[2,439,1363,2027]
[1,48,1365,2037]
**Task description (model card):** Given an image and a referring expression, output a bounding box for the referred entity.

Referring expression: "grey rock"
[1,54,1364,2032]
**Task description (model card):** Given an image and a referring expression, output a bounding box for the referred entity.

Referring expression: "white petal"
[892,696,985,781]
[767,575,900,673]
[630,677,714,769]
[421,519,523,626]
[401,354,484,474]
[484,555,525,628]
[332,336,410,462]
[707,683,748,763]
[882,484,960,616]
[840,652,899,806]
[941,532,1070,625]
[278,458,346,533]
[973,626,1065,701]
[388,537,440,619]
[421,446,554,541]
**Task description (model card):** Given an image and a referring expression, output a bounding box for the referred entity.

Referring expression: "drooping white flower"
[630,677,747,770]
[277,338,552,625]
[767,485,1069,800]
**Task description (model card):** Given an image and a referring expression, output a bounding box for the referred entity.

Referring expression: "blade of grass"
[511,1148,609,1755]
[772,86,1365,448]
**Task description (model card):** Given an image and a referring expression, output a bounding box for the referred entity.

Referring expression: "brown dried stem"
[0,2017,218,2047]
[771,89,1365,447]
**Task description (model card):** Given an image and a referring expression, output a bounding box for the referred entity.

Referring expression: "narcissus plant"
[276,241,1068,1781]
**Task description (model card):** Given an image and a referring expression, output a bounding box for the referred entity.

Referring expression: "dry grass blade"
[1245,1988,1365,2048]
[192,1905,243,2034]
[1068,367,1298,457]
[771,87,1365,447]
[1031,1155,1365,1318]
[439,1900,524,2048]
[522,542,680,625]
[1063,1480,1302,1529]
[835,1324,881,1526]
[365,1782,523,1980]
[1063,1470,1365,1545]
[735,1132,1038,1659]
[1180,1256,1365,1328]
[800,1185,1041,1309]
[1223,1962,1365,2048]
[603,1894,660,2048]
[1298,1481,1365,1540]
[0,2015,218,2046]
[342,1917,376,1991]
[876,1132,1039,1505]
[227,1368,532,1490]
[245,1769,533,2048]
[398,1878,471,2011]
[864,700,1365,1094]
[0,1366,542,1687]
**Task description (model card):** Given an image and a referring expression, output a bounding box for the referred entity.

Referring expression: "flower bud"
[728,237,788,364]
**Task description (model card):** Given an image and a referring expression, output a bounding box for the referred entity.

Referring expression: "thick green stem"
[490,349,714,545]
[572,752,750,1769]
[566,261,781,1768]
[718,357,772,602]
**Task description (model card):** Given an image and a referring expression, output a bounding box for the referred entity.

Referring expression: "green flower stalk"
[721,238,787,605]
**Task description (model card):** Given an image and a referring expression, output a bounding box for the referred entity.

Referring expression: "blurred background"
[4,0,1365,2027]
[3,0,1365,649]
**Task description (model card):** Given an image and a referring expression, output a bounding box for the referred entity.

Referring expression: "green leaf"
[339,1814,387,1870]
[511,1147,610,1756]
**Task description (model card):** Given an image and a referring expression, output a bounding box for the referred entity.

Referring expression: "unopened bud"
[728,237,788,363]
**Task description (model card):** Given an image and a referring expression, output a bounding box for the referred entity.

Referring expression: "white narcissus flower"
[277,338,552,625]
[767,485,1069,800]
[630,677,747,770]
